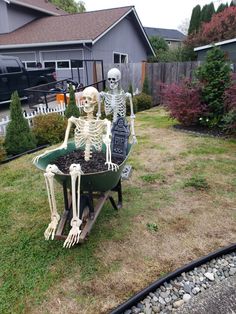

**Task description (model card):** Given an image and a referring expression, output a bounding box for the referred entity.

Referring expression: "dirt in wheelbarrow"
[53,149,124,174]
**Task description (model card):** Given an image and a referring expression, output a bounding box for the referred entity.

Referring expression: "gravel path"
[123,251,236,314]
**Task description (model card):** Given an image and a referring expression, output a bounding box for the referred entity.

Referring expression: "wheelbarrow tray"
[34,141,132,192]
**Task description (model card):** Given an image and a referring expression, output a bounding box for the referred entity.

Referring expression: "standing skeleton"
[33,86,118,248]
[100,68,137,144]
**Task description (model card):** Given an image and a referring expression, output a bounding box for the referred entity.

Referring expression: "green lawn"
[0,107,236,314]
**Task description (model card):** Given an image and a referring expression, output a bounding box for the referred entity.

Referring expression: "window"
[57,61,70,68]
[113,52,128,64]
[6,59,21,73]
[44,61,56,68]
[71,60,83,69]
[26,62,37,68]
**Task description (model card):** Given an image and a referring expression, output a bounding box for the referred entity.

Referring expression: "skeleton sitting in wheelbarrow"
[33,86,120,248]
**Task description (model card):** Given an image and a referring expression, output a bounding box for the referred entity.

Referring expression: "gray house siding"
[196,42,236,63]
[93,17,147,63]
[0,1,10,34]
[0,2,44,34]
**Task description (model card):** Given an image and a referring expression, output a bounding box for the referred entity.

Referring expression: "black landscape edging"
[110,242,236,314]
[0,144,49,164]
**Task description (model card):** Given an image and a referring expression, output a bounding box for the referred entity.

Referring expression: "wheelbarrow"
[34,141,132,242]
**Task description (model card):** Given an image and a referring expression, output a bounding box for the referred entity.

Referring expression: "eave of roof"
[9,0,65,16]
[194,37,236,52]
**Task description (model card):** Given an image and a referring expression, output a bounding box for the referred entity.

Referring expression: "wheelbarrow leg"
[116,179,122,209]
[110,179,122,210]
[88,188,95,220]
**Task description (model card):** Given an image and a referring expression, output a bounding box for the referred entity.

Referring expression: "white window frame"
[23,61,37,69]
[113,52,128,64]
[43,59,84,69]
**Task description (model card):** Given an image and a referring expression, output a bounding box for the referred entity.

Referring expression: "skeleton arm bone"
[126,92,137,144]
[59,117,75,149]
[32,117,76,164]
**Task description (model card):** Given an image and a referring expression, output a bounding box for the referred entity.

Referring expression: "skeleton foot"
[63,218,82,248]
[44,213,60,240]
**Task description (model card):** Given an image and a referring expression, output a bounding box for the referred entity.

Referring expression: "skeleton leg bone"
[44,165,62,240]
[63,164,83,248]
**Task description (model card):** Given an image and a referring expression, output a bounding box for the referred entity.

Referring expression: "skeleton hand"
[58,142,67,150]
[44,213,60,240]
[63,218,82,248]
[131,135,138,145]
[32,150,52,164]
[106,161,119,172]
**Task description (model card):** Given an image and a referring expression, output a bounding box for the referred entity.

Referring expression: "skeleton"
[33,86,118,248]
[100,68,137,144]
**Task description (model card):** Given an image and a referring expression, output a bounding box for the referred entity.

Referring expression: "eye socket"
[108,78,116,82]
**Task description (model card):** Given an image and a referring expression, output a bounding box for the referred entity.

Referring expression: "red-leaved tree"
[186,6,236,48]
[162,80,208,126]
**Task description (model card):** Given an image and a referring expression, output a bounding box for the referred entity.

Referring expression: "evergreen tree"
[206,2,215,21]
[201,4,209,23]
[230,1,236,6]
[49,0,86,13]
[4,91,36,155]
[188,5,201,34]
[216,3,227,13]
[64,84,80,118]
[196,47,231,125]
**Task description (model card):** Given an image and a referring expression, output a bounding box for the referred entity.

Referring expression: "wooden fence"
[0,104,66,136]
[104,61,202,105]
[146,61,202,104]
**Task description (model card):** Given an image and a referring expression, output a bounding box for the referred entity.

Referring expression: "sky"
[84,0,227,31]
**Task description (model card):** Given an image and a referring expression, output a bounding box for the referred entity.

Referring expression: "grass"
[0,106,236,314]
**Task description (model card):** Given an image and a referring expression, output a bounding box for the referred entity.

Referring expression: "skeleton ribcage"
[103,92,126,122]
[73,119,104,153]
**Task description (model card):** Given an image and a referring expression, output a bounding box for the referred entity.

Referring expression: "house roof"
[0,6,155,55]
[194,37,236,52]
[8,0,66,16]
[144,27,186,41]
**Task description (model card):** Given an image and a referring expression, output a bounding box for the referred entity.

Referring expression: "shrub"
[222,80,236,135]
[142,76,151,95]
[221,110,236,135]
[162,79,208,126]
[64,84,80,119]
[4,91,37,156]
[133,93,152,112]
[32,113,67,145]
[195,47,231,126]
[0,137,6,162]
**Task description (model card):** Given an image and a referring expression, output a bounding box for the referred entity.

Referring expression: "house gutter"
[0,40,93,49]
[194,37,236,51]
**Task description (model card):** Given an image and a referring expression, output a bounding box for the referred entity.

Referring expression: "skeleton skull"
[107,68,121,90]
[82,86,99,114]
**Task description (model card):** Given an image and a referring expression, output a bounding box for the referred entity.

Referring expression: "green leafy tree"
[149,36,168,53]
[49,0,86,13]
[64,84,80,118]
[188,5,201,34]
[195,47,231,126]
[5,91,37,155]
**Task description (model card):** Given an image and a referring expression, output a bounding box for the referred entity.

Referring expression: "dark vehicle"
[0,55,56,105]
